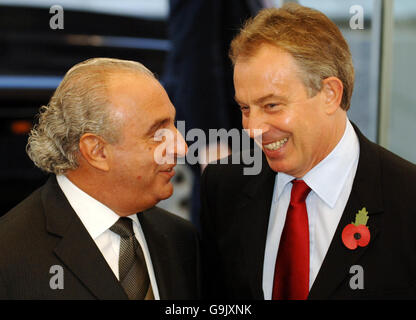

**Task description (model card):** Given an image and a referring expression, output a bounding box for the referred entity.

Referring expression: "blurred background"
[0,0,415,224]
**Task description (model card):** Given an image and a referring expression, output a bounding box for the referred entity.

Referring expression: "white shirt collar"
[276,118,360,208]
[56,175,139,240]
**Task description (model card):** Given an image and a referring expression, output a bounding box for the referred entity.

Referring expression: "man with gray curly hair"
[0,58,200,300]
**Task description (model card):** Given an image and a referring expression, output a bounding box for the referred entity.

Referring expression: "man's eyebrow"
[234,93,286,106]
[146,118,171,136]
[234,96,244,105]
[145,110,176,136]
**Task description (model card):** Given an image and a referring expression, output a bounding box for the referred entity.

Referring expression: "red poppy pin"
[342,207,370,250]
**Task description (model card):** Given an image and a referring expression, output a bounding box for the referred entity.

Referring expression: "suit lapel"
[236,155,276,299]
[42,176,127,300]
[308,125,384,299]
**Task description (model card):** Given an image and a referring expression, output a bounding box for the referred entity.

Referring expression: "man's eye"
[240,105,249,112]
[265,103,281,110]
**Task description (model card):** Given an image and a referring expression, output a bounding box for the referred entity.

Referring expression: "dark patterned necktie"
[110,217,153,300]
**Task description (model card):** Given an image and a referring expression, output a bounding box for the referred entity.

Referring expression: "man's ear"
[321,77,343,115]
[78,133,110,172]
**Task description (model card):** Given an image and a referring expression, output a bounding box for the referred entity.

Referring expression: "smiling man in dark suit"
[201,4,416,299]
[0,58,200,299]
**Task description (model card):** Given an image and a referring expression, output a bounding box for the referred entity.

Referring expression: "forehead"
[107,71,162,105]
[107,72,175,134]
[234,44,305,101]
[235,45,299,82]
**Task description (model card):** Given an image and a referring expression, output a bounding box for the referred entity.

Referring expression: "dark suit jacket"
[0,176,201,299]
[201,125,416,299]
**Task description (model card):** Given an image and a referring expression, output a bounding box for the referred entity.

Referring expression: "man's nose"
[244,111,270,142]
[170,128,188,158]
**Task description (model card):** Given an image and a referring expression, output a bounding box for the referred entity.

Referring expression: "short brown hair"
[230,3,354,110]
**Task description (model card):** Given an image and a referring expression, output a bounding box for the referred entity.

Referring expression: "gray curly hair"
[27,57,154,175]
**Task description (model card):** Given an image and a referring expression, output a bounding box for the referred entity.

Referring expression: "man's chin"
[265,157,290,174]
[158,184,174,201]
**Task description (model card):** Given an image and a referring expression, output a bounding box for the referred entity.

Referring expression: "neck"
[323,112,347,161]
[293,112,347,179]
[65,168,137,217]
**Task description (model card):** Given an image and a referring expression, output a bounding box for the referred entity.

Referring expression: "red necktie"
[272,179,311,300]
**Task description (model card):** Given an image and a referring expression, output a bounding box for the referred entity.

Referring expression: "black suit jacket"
[201,125,416,299]
[0,176,201,299]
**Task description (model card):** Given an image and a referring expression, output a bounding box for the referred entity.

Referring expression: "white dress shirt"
[262,118,360,299]
[56,175,160,300]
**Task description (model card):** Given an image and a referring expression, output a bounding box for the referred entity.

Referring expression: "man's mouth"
[263,137,288,151]
[159,165,176,178]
